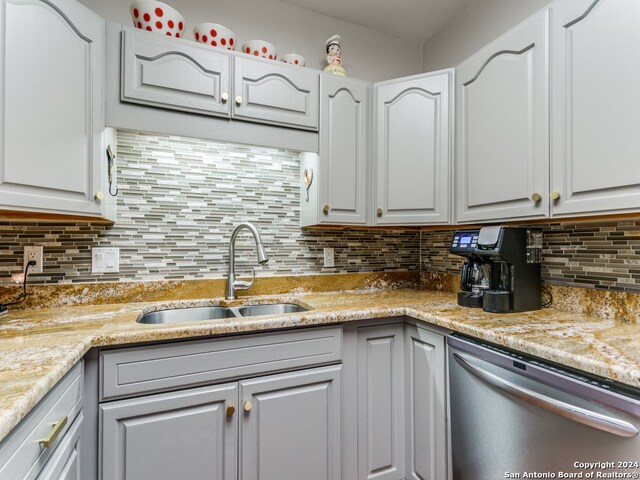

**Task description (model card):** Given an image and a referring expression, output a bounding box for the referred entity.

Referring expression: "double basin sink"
[138,303,309,325]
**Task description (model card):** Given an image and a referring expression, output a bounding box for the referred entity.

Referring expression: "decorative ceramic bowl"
[280,53,305,67]
[193,23,236,50]
[242,40,277,60]
[130,1,184,38]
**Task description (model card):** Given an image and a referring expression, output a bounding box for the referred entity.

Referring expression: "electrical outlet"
[323,247,335,268]
[24,246,43,274]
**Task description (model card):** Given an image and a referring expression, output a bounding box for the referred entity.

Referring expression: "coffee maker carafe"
[450,227,542,313]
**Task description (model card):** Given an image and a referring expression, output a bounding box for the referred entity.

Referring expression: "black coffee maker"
[450,226,542,313]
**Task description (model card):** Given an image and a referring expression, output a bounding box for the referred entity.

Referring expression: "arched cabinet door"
[318,75,369,225]
[375,70,453,225]
[550,0,640,217]
[455,10,549,224]
[121,26,231,117]
[0,0,106,216]
[233,56,319,130]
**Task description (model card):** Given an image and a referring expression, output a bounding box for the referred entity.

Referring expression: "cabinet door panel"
[551,0,640,216]
[233,56,319,130]
[319,75,369,225]
[456,10,549,223]
[121,26,231,117]
[0,0,104,215]
[100,383,237,480]
[357,325,405,480]
[405,326,447,480]
[240,365,341,480]
[375,71,452,225]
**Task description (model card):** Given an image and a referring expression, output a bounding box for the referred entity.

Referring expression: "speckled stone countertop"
[1,288,639,443]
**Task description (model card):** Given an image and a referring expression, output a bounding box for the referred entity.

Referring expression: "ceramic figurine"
[324,34,347,76]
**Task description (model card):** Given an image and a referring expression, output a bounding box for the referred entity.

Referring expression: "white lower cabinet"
[343,321,448,480]
[0,363,83,480]
[99,366,341,480]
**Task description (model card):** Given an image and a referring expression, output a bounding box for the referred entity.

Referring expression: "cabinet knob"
[226,404,236,417]
[94,191,104,201]
[550,191,561,201]
[376,207,383,216]
[323,204,330,214]
[221,92,229,102]
[235,95,243,105]
[243,400,253,412]
[531,193,542,202]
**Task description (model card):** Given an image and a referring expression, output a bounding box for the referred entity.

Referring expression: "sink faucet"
[226,222,269,300]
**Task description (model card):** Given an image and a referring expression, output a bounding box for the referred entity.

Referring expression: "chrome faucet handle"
[232,268,256,291]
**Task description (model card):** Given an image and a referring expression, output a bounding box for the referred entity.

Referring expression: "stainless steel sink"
[235,303,309,317]
[138,306,236,324]
[137,303,310,324]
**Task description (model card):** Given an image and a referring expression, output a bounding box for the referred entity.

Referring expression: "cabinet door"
[233,56,319,130]
[0,0,105,216]
[550,0,640,216]
[239,365,341,480]
[100,383,237,480]
[319,75,369,225]
[121,26,231,117]
[456,10,549,223]
[357,324,405,480]
[404,326,447,480]
[375,70,452,225]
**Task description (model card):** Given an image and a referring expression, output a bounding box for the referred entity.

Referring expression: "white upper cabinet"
[121,26,231,117]
[233,56,319,130]
[0,0,111,218]
[550,0,640,217]
[374,70,453,225]
[455,10,550,223]
[317,75,369,225]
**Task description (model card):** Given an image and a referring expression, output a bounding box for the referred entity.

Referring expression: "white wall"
[79,0,422,82]
[421,0,552,72]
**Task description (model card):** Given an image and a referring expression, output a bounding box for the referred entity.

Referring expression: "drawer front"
[36,414,82,480]
[0,362,83,480]
[233,56,319,130]
[100,327,342,400]
[121,26,231,116]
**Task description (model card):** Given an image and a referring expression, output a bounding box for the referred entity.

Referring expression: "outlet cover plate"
[24,246,43,274]
[92,247,120,273]
[323,247,335,268]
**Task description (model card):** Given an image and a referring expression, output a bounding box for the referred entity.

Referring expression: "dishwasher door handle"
[453,353,639,438]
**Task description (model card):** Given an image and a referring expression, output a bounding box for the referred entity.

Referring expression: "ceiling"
[277,0,474,44]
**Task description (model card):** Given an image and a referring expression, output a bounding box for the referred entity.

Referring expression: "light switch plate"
[92,247,120,273]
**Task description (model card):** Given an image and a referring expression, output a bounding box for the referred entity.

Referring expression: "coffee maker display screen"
[459,235,473,246]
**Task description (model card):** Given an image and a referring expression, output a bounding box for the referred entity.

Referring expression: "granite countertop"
[1,288,639,443]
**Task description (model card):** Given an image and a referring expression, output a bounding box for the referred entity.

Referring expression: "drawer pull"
[226,404,236,417]
[39,416,67,449]
[244,400,253,412]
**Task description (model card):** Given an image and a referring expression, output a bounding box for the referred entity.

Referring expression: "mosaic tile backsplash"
[0,130,638,294]
[0,131,420,284]
[420,221,640,293]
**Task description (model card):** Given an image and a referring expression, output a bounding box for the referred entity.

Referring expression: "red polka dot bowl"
[193,23,236,50]
[130,1,185,38]
[241,40,277,60]
[280,53,306,67]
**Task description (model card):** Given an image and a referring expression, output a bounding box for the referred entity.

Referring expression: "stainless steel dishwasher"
[448,335,640,479]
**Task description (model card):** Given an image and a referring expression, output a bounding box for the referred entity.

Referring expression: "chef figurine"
[324,34,347,76]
